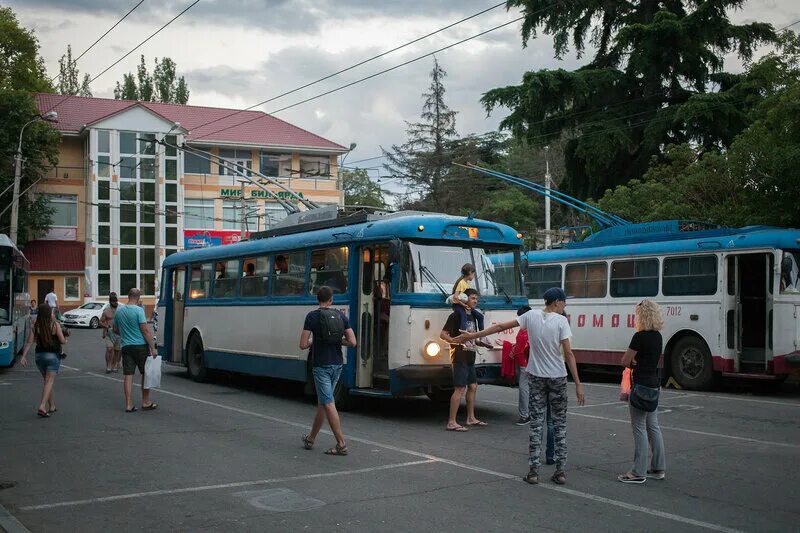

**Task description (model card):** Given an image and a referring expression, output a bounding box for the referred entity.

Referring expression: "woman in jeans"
[19,304,67,418]
[618,299,666,484]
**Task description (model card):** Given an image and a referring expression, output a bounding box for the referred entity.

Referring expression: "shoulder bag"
[630,383,660,412]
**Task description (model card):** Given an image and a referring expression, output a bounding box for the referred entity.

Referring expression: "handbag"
[630,383,660,412]
[619,368,632,402]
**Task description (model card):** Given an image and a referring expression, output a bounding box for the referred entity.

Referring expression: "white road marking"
[582,382,800,407]
[44,369,750,532]
[20,460,435,511]
[0,375,101,382]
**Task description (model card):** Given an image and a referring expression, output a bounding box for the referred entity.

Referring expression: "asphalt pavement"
[1,329,799,532]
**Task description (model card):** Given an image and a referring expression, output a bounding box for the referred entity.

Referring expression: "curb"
[0,503,29,533]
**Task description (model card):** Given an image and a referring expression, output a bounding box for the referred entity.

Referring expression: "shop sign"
[219,189,304,200]
[184,230,248,249]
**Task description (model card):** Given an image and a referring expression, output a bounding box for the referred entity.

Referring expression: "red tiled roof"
[23,240,85,272]
[34,93,346,152]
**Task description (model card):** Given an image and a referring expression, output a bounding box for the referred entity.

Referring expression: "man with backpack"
[299,286,357,456]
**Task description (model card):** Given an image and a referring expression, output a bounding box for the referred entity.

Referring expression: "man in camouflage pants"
[455,287,585,484]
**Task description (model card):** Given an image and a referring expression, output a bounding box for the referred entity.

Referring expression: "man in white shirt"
[454,287,585,485]
[44,290,58,310]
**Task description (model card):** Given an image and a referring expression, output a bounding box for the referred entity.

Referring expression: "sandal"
[125,407,138,413]
[523,470,539,485]
[324,443,348,456]
[551,471,567,485]
[466,420,488,427]
[618,472,646,484]
[446,425,469,432]
[647,469,666,480]
[141,403,158,411]
[37,409,50,418]
[302,435,314,450]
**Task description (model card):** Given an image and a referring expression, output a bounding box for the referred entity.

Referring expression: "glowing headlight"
[423,341,441,358]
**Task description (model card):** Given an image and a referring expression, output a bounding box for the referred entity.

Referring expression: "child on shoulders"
[447,263,492,349]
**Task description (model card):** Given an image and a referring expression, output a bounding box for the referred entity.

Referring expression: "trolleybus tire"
[187,334,209,383]
[89,317,100,329]
[426,386,454,403]
[670,336,715,390]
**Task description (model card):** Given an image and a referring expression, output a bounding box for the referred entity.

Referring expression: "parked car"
[61,302,107,329]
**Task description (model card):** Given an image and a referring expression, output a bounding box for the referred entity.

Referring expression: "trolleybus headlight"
[423,341,441,358]
[0,341,8,349]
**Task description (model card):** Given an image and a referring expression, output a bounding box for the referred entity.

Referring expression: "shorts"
[122,345,149,376]
[313,364,343,405]
[104,332,121,350]
[451,360,477,387]
[34,352,60,377]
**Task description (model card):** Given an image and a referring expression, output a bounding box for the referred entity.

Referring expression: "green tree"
[0,7,58,243]
[475,188,540,232]
[342,168,387,209]
[114,55,190,103]
[383,58,458,211]
[482,1,776,200]
[57,44,92,96]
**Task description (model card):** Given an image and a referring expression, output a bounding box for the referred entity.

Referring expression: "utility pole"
[544,145,551,249]
[239,180,246,240]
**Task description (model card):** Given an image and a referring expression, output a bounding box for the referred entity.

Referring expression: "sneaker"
[514,417,530,426]
[618,473,646,484]
[647,470,666,480]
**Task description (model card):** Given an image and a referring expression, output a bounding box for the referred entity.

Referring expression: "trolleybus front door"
[356,245,390,390]
[171,267,186,364]
[726,253,773,373]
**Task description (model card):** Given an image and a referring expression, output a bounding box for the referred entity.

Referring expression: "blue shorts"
[35,352,60,377]
[313,364,343,405]
[452,360,477,387]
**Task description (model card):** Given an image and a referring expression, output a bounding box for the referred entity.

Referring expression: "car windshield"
[398,242,522,296]
[79,303,102,310]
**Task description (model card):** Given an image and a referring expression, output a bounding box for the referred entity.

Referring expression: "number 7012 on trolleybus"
[155,211,528,403]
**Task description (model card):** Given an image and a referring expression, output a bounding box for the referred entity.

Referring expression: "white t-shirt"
[45,292,57,308]
[517,309,572,378]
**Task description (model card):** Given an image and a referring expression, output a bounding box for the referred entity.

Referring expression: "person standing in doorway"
[300,286,357,456]
[18,304,67,417]
[618,299,667,484]
[100,292,121,373]
[44,289,58,316]
[113,288,158,413]
[440,288,489,432]
[455,287,585,484]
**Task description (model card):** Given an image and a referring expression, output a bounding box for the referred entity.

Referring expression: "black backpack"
[317,308,345,344]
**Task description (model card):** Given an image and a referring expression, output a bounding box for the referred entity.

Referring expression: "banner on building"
[183,230,249,249]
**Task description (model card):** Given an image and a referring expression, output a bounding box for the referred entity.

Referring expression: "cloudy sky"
[8,0,799,197]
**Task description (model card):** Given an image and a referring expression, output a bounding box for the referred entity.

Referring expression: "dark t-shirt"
[629,330,662,388]
[303,308,350,367]
[443,311,477,365]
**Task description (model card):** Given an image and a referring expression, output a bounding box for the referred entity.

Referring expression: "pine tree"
[482,1,777,200]
[382,58,457,211]
[114,56,189,103]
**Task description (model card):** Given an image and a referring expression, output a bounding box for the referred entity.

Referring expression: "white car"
[61,302,108,329]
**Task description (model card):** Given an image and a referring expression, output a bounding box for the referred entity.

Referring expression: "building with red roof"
[29,93,348,311]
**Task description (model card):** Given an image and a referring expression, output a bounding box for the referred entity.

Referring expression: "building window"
[97,130,110,154]
[97,155,111,178]
[222,200,257,231]
[120,131,137,154]
[218,148,252,178]
[565,262,607,298]
[184,199,215,229]
[264,203,288,229]
[260,152,292,178]
[64,276,80,300]
[184,149,211,174]
[44,194,78,227]
[300,155,331,178]
[610,259,659,297]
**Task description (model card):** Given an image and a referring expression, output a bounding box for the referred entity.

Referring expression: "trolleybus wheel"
[89,317,100,329]
[426,386,454,403]
[187,334,209,383]
[670,336,715,390]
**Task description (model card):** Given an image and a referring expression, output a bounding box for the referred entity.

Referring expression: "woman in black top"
[19,304,67,418]
[618,299,666,484]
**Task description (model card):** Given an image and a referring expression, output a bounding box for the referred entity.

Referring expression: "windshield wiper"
[417,251,448,297]
[478,254,511,304]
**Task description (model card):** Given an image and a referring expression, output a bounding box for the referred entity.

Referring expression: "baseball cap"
[543,287,567,304]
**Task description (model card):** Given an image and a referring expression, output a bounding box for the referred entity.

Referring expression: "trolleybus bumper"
[391,363,505,394]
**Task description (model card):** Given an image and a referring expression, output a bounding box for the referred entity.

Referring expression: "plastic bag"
[619,367,632,401]
[144,355,162,389]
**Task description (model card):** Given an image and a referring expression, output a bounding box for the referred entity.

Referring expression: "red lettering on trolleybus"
[611,314,620,328]
[592,315,604,328]
[577,315,586,327]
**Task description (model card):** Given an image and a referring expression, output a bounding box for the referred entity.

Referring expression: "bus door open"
[356,245,390,389]
[171,267,187,365]
[726,253,773,373]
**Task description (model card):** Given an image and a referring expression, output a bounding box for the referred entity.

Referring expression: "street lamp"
[11,110,58,244]
[338,142,357,208]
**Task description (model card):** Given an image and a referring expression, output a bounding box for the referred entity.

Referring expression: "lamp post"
[338,142,357,209]
[11,111,58,244]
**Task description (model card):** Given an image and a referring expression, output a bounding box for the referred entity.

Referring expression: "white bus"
[519,221,800,389]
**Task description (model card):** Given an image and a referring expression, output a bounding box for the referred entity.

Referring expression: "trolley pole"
[544,145,551,249]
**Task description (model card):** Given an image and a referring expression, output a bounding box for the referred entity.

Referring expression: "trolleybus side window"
[272,251,306,296]
[610,259,658,297]
[525,265,562,299]
[189,263,213,299]
[780,250,800,293]
[663,255,717,296]
[565,262,607,298]
[241,257,269,297]
[310,246,349,294]
[213,259,240,298]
